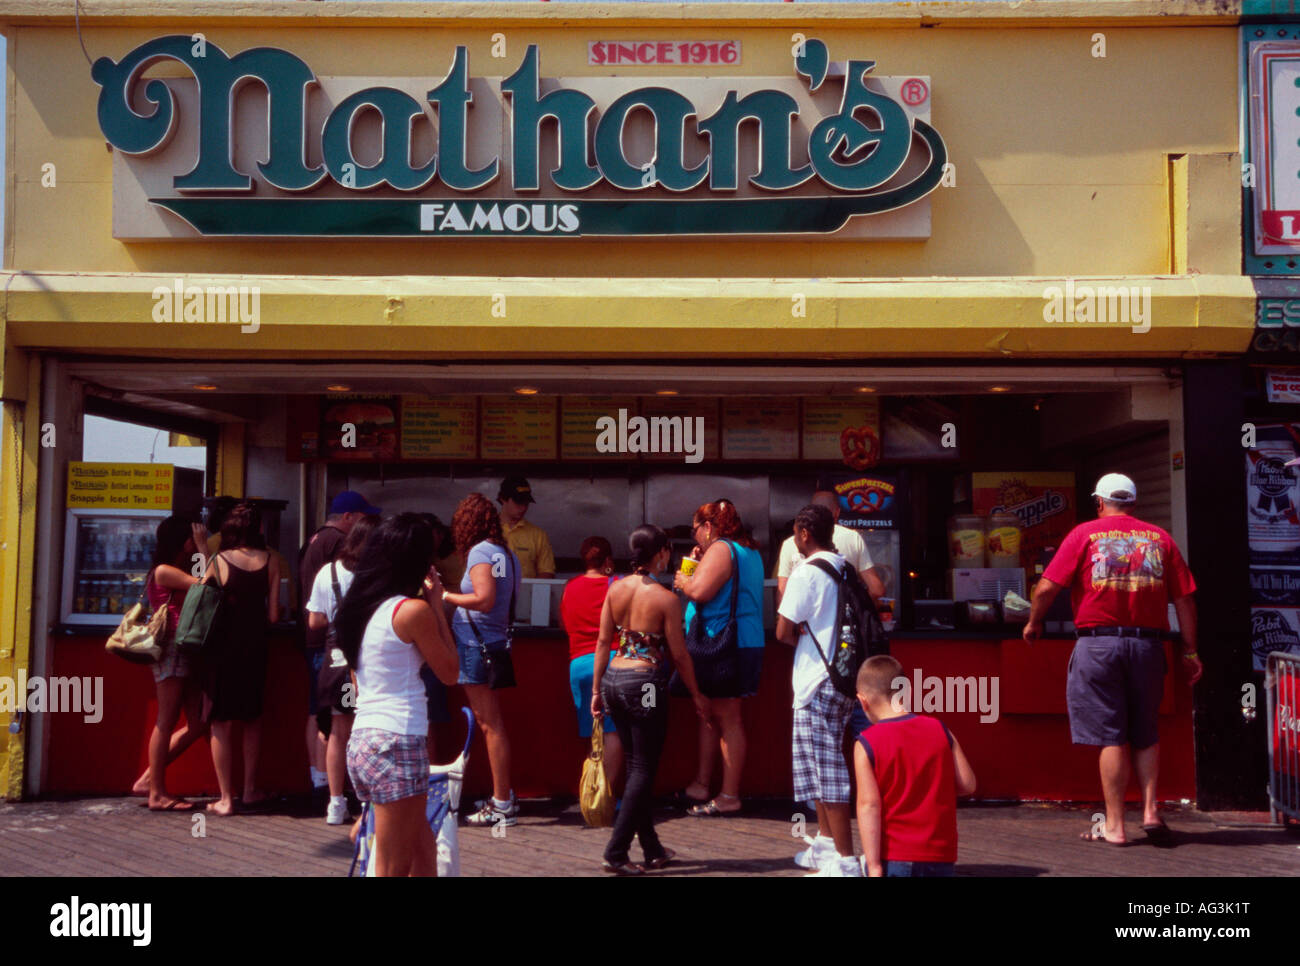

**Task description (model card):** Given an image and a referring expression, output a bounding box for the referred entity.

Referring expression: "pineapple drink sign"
[92,37,946,239]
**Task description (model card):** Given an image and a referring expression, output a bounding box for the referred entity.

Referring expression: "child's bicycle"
[349,706,475,877]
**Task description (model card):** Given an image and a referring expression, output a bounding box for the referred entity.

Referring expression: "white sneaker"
[325,796,349,825]
[465,794,518,828]
[794,835,836,870]
[805,855,864,877]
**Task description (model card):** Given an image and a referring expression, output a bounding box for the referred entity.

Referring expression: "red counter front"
[44,630,1196,802]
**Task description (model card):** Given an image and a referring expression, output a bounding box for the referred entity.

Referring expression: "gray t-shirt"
[451,540,521,646]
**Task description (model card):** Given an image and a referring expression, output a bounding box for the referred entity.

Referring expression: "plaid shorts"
[346,727,428,804]
[792,678,857,805]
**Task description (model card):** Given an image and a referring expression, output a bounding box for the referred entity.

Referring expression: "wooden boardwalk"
[0,796,1295,877]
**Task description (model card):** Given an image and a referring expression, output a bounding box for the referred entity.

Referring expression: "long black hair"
[334,513,434,670]
[151,515,194,571]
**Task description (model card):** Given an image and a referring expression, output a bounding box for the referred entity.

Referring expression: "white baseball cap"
[1092,472,1137,504]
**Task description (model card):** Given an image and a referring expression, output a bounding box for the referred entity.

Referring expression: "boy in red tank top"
[854,656,977,877]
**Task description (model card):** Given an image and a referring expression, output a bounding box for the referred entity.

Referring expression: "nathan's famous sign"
[93,36,946,240]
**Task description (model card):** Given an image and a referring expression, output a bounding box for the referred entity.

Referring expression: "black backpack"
[806,557,890,698]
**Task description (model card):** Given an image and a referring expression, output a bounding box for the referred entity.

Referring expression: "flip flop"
[671,788,709,806]
[148,799,194,812]
[688,799,741,818]
[1141,820,1176,847]
[1079,830,1127,845]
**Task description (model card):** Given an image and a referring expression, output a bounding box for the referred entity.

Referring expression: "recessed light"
[326,384,351,392]
[192,384,218,391]
[514,386,539,395]
[854,386,876,393]
[988,386,1011,393]
[655,389,679,396]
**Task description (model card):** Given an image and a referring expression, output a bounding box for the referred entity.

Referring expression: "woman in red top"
[133,515,212,811]
[561,536,623,790]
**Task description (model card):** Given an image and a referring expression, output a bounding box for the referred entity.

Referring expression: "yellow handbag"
[579,724,616,828]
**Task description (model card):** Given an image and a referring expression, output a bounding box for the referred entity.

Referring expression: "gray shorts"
[1066,635,1166,748]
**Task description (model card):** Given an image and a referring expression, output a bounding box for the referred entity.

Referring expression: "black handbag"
[465,552,517,690]
[316,561,354,713]
[671,540,742,698]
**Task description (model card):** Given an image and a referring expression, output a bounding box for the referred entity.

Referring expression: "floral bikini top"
[614,627,667,665]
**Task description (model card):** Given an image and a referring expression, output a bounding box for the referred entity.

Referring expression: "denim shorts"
[885,860,954,877]
[569,653,617,738]
[1066,635,1166,748]
[455,631,508,686]
[346,727,428,804]
[419,664,450,725]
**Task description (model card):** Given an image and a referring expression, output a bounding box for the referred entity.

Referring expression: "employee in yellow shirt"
[498,475,556,578]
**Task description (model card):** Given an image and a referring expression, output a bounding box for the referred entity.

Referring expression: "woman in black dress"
[203,503,280,815]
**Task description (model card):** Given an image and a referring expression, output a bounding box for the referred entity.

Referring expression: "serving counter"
[44,619,1196,803]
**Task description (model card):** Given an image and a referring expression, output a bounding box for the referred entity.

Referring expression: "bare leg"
[242,717,265,804]
[714,698,746,805]
[818,801,854,858]
[207,720,236,815]
[306,714,327,774]
[147,678,188,809]
[327,713,353,798]
[465,685,512,801]
[1133,743,1160,826]
[1092,745,1129,843]
[134,683,209,794]
[372,795,431,877]
[689,717,717,799]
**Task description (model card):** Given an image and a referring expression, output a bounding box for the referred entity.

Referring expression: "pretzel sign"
[840,425,880,470]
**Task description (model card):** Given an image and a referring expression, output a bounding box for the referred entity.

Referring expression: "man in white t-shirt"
[775,503,862,878]
[776,490,884,607]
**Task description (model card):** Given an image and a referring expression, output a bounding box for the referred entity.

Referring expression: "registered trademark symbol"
[900,78,929,106]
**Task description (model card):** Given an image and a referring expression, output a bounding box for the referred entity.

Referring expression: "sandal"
[1079,830,1126,845]
[644,848,676,870]
[688,797,741,817]
[148,799,194,812]
[602,859,645,876]
[1141,820,1175,847]
[671,788,709,806]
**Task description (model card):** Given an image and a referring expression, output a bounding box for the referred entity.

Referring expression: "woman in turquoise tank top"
[673,499,765,816]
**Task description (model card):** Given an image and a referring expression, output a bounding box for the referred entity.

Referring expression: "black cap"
[498,475,536,505]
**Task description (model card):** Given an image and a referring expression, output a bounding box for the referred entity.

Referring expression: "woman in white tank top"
[335,514,457,877]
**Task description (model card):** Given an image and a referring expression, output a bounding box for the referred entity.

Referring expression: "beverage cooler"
[61,463,205,625]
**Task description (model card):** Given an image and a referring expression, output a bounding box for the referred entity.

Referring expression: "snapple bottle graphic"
[1247,424,1300,556]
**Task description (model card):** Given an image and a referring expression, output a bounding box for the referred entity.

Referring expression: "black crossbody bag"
[465,551,518,690]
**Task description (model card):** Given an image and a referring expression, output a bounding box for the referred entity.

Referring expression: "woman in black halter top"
[591,525,710,874]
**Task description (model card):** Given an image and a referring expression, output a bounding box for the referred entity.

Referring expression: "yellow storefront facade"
[0,1,1261,807]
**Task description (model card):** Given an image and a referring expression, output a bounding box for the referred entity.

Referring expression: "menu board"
[802,397,881,469]
[721,397,799,460]
[481,396,557,460]
[561,396,640,460]
[400,395,478,460]
[320,394,399,462]
[639,397,720,462]
[67,462,173,509]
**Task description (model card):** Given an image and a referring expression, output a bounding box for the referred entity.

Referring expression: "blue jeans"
[885,860,954,877]
[601,664,671,864]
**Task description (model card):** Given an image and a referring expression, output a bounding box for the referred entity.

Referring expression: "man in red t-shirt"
[1024,473,1202,846]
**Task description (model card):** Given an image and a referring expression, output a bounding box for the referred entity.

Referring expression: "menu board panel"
[67,462,173,509]
[561,396,641,460]
[320,394,399,462]
[639,397,720,463]
[721,398,799,460]
[481,395,558,460]
[802,397,881,469]
[400,395,478,460]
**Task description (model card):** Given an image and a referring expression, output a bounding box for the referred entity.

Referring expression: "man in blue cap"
[299,490,381,802]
